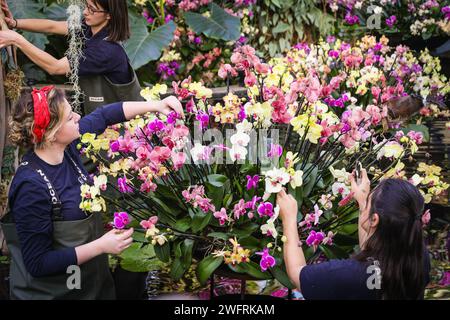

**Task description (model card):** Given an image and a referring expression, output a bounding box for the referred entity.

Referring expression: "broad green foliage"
[184,3,241,41]
[125,15,176,69]
[251,0,335,58]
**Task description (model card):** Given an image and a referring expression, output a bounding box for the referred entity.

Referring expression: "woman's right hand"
[98,228,134,255]
[276,188,298,224]
[350,168,371,208]
[1,1,16,29]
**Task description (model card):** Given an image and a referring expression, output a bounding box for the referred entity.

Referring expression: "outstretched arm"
[1,0,68,35]
[0,30,70,75]
[277,189,307,290]
[79,97,184,136]
[122,96,184,120]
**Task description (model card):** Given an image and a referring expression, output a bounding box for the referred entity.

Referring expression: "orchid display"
[328,0,450,40]
[78,36,449,287]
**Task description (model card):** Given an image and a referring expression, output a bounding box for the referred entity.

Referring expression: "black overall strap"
[24,160,63,221]
[64,151,89,184]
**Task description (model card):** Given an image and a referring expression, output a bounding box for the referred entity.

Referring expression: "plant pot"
[111,265,148,300]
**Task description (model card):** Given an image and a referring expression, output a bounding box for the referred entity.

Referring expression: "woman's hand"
[1,0,16,29]
[350,168,371,209]
[276,188,298,224]
[97,228,134,255]
[0,30,22,49]
[156,96,184,118]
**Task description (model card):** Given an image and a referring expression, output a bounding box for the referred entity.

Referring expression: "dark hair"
[354,179,426,300]
[92,0,130,42]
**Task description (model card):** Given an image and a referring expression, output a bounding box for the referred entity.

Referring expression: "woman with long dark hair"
[278,168,430,299]
[0,0,141,115]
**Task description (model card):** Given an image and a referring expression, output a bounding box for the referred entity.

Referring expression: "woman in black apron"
[1,86,183,300]
[0,0,142,115]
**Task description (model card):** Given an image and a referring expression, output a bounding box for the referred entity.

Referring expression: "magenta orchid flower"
[306,230,326,246]
[246,174,259,190]
[267,144,282,158]
[257,202,274,217]
[118,176,133,193]
[113,212,130,229]
[256,248,276,271]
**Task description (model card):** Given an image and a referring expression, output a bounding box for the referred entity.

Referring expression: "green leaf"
[207,232,229,241]
[120,257,162,272]
[154,242,171,263]
[181,239,195,267]
[44,2,68,21]
[273,22,290,34]
[223,193,233,207]
[125,16,176,70]
[174,216,192,232]
[196,255,223,285]
[268,42,278,57]
[150,195,179,217]
[239,236,261,250]
[170,239,193,280]
[206,182,224,209]
[271,0,282,8]
[271,265,296,289]
[119,243,161,272]
[229,261,273,280]
[21,31,49,50]
[170,258,186,281]
[320,243,350,259]
[207,174,228,187]
[9,0,45,19]
[191,211,212,233]
[132,230,149,243]
[303,166,318,197]
[22,63,46,82]
[184,3,241,41]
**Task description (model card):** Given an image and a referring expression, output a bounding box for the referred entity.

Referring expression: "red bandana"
[31,85,55,143]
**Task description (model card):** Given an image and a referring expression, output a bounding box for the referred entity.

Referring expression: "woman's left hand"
[0,30,21,49]
[157,96,184,118]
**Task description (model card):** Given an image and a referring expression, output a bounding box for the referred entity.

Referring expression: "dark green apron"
[79,62,144,116]
[1,213,115,300]
[0,153,115,300]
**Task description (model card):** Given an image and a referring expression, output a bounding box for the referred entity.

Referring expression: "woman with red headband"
[0,87,183,300]
[0,0,142,115]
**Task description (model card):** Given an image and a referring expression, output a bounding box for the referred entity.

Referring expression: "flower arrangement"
[78,36,449,286]
[328,0,450,40]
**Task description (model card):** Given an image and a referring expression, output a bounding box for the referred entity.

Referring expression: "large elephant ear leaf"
[183,3,241,41]
[8,0,45,19]
[9,0,48,50]
[125,15,176,70]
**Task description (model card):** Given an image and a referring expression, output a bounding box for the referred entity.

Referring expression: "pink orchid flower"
[140,216,158,230]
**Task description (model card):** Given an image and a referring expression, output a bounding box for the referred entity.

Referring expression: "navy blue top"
[300,255,430,300]
[8,102,125,278]
[77,21,132,84]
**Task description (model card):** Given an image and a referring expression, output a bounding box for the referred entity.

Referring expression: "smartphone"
[355,161,363,184]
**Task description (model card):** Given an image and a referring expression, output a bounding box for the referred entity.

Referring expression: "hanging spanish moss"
[66,0,84,113]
